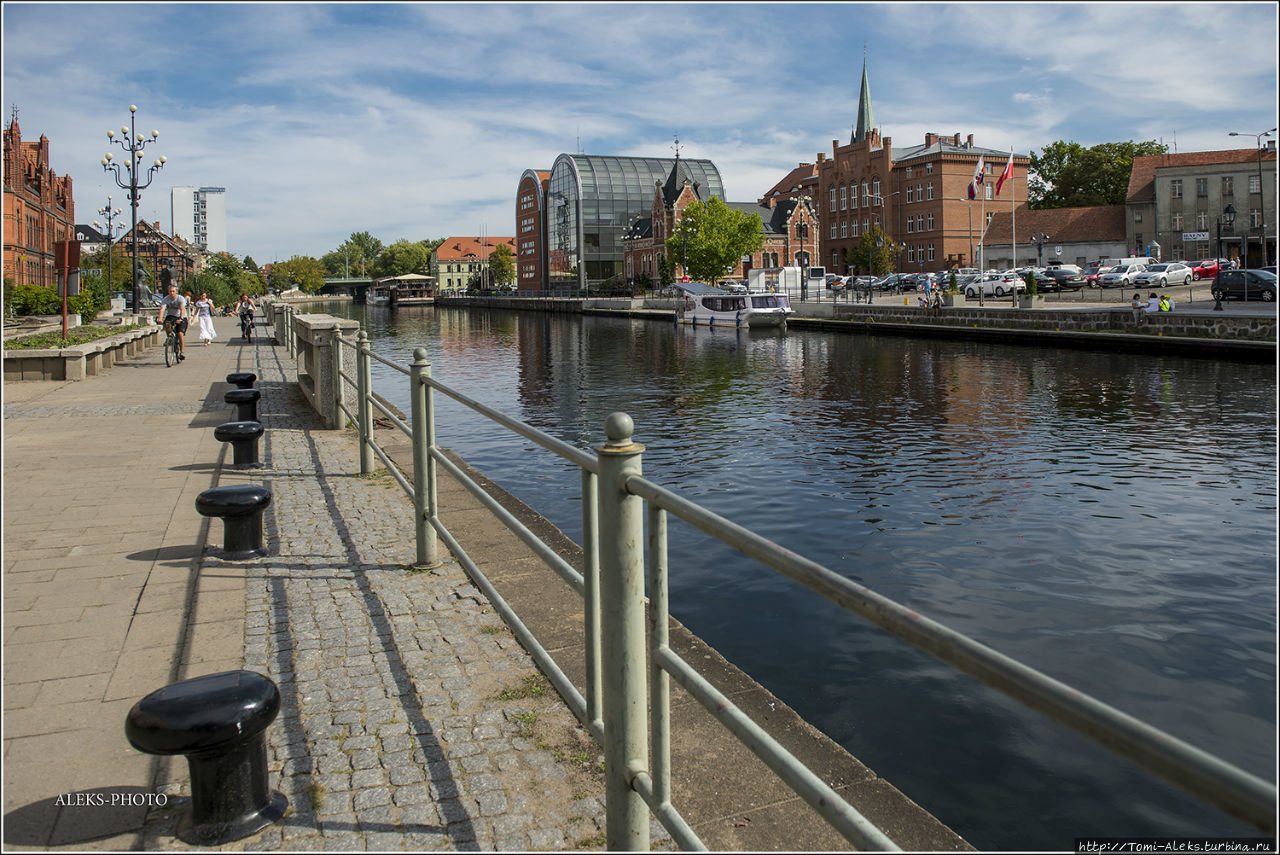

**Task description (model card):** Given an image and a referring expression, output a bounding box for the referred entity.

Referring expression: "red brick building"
[516,169,550,294]
[813,60,1030,275]
[3,114,76,288]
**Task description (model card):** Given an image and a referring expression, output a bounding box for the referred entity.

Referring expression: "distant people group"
[1132,292,1174,324]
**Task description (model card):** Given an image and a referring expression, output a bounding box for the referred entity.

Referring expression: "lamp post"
[1213,204,1236,310]
[797,195,813,301]
[92,196,124,295]
[102,105,166,315]
[1228,127,1276,266]
[1032,232,1050,269]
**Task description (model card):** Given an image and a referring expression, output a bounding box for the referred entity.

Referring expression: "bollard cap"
[598,412,643,455]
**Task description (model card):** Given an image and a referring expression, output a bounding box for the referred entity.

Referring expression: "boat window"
[751,296,780,308]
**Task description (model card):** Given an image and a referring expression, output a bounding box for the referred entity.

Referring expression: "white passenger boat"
[367,284,391,305]
[675,282,793,328]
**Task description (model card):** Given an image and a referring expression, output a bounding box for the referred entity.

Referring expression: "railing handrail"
[304,312,1275,849]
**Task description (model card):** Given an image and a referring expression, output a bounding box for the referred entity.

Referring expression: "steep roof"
[851,59,875,145]
[983,205,1126,244]
[760,163,819,201]
[662,159,702,206]
[727,199,800,235]
[435,236,516,261]
[1127,148,1276,203]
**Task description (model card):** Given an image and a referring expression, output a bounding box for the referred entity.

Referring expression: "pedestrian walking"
[195,292,217,345]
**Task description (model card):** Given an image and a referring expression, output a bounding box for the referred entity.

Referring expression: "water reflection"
[333,301,1275,849]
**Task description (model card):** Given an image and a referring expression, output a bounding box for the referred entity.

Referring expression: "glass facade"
[546,154,724,288]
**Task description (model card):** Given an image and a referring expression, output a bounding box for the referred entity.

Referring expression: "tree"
[665,196,764,285]
[1029,139,1167,208]
[208,252,265,297]
[339,231,384,277]
[373,240,430,278]
[267,255,326,294]
[487,244,514,287]
[242,256,260,274]
[844,225,898,277]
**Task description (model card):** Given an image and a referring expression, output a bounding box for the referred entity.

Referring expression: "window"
[1250,174,1261,194]
[872,178,881,202]
[849,182,857,209]
[916,183,923,200]
[862,181,870,206]
[927,213,934,231]
[925,162,933,175]
[908,246,915,262]
[926,183,933,200]
[1222,176,1233,196]
[841,220,848,238]
[916,214,924,232]
[1171,213,1182,230]
[927,243,935,261]
[840,185,847,210]
[906,185,914,203]
[829,187,836,211]
[1171,179,1183,198]
[1196,177,1208,196]
[905,167,912,179]
[984,184,992,200]
[831,250,839,268]
[830,222,837,239]
[863,218,870,234]
[1196,211,1208,230]
[873,215,881,227]
[906,217,914,233]
[1251,209,1262,229]
[1134,211,1143,223]
[986,212,994,226]
[851,220,858,238]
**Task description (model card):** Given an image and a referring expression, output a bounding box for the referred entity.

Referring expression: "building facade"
[1126,146,1277,267]
[431,235,517,292]
[982,206,1128,270]
[516,170,550,293]
[171,185,227,253]
[813,60,1030,275]
[117,219,202,288]
[3,116,75,288]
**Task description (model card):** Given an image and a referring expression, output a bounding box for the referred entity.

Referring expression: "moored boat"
[675,282,793,328]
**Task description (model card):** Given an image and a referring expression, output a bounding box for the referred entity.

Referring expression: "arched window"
[872,178,881,203]
[861,181,870,207]
[849,182,857,209]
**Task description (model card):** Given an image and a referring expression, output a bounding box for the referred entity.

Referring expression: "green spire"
[851,57,875,145]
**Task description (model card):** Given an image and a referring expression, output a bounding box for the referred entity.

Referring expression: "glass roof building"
[545,154,724,289]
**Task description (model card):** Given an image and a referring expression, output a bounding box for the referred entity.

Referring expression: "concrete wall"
[2,325,162,381]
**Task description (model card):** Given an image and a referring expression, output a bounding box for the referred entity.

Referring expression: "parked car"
[826,276,847,293]
[1035,267,1087,292]
[1192,258,1229,280]
[1211,269,1277,302]
[962,273,1025,299]
[1260,265,1276,276]
[1132,262,1193,288]
[1098,262,1148,289]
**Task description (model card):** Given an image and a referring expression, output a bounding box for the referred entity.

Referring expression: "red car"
[1192,258,1229,280]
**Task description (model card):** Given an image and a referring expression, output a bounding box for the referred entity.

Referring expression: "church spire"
[850,55,875,145]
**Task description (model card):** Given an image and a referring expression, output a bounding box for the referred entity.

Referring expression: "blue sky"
[3,2,1277,264]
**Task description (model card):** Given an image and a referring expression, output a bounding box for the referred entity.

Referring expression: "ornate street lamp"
[102,105,167,315]
[1213,204,1236,311]
[1228,128,1276,266]
[92,196,124,296]
[1032,232,1050,268]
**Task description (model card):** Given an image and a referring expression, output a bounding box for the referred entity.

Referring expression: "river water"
[328,302,1275,850]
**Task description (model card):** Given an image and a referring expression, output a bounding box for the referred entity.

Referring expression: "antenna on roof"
[672,134,681,161]
[577,127,582,155]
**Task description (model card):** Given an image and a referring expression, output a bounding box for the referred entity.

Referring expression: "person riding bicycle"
[236,293,256,339]
[159,285,190,361]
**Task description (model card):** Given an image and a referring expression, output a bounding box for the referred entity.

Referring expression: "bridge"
[318,277,373,301]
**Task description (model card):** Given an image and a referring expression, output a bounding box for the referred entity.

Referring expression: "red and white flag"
[995,151,1014,196]
[967,155,985,199]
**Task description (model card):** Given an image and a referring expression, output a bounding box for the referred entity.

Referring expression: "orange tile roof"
[984,205,1126,244]
[1127,148,1275,203]
[435,236,516,261]
[760,163,819,200]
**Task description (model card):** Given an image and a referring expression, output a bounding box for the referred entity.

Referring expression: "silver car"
[1132,262,1192,288]
[1098,263,1148,289]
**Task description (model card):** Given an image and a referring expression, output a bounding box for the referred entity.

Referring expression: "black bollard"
[224,388,260,423]
[126,670,287,845]
[213,421,264,467]
[226,372,257,389]
[195,485,271,559]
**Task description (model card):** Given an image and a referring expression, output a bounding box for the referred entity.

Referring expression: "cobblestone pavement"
[140,337,614,851]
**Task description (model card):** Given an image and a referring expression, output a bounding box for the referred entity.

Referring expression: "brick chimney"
[925,132,938,147]
[816,153,825,163]
[953,133,961,145]
[966,134,974,148]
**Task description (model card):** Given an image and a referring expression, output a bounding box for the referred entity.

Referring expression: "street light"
[1228,127,1276,266]
[1032,232,1050,268]
[1213,204,1236,310]
[92,196,124,296]
[102,105,166,315]
[797,195,813,301]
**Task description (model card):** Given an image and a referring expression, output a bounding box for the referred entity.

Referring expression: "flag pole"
[1011,147,1016,272]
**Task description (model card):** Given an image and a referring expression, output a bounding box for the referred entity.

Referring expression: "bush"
[7,283,105,323]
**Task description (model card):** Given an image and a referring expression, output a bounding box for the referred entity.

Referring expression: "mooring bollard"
[195,485,271,559]
[213,421,264,467]
[225,372,256,389]
[224,388,260,423]
[125,670,288,846]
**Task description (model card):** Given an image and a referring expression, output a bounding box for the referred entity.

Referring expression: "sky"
[3,2,1277,265]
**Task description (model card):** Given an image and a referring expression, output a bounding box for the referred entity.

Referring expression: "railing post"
[409,347,439,568]
[332,329,346,429]
[595,412,649,851]
[356,330,374,475]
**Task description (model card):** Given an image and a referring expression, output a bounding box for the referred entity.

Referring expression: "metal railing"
[313,321,1275,851]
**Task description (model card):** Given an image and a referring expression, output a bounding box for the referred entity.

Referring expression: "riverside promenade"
[2,316,616,851]
[4,314,970,852]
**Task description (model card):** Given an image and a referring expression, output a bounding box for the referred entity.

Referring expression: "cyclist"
[236,293,256,340]
[158,285,190,361]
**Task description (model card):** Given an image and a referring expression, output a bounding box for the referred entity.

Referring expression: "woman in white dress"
[195,292,217,345]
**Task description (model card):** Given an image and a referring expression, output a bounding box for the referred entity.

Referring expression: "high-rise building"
[171,185,226,253]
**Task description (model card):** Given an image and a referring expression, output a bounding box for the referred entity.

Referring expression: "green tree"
[1029,139,1167,208]
[80,245,134,292]
[320,250,348,277]
[373,240,430,278]
[268,255,326,294]
[844,225,898,277]
[665,197,764,285]
[242,256,260,274]
[487,244,514,287]
[338,231,384,277]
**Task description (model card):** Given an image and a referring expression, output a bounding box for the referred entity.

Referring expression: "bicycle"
[162,318,184,367]
[240,311,254,342]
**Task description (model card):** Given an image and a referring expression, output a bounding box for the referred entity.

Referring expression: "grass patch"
[495,674,547,701]
[513,709,538,738]
[479,625,502,635]
[571,752,591,765]
[4,323,142,350]
[306,782,325,811]
[576,833,607,848]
